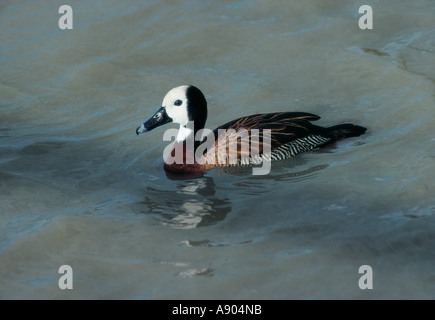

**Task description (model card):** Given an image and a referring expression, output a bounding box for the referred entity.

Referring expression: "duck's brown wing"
[212,112,319,131]
[200,112,328,166]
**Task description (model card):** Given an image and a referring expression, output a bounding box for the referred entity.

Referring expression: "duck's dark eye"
[174,100,182,106]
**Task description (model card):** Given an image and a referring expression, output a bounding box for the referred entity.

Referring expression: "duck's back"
[200,112,366,167]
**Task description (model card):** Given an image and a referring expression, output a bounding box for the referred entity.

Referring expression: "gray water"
[1,0,435,299]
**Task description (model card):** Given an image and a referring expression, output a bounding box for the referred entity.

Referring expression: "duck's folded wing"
[212,112,320,132]
[201,112,326,166]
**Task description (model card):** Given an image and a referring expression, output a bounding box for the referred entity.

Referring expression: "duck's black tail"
[325,124,367,141]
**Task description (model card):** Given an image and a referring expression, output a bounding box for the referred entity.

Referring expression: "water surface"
[1,0,435,299]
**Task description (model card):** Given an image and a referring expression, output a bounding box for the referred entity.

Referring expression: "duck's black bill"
[136,106,172,135]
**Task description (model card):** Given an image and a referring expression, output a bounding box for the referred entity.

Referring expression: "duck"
[136,85,366,174]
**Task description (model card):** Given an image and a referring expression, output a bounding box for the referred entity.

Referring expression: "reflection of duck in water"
[136,85,366,174]
[138,176,231,229]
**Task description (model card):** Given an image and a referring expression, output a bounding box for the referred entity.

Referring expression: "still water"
[1,0,435,299]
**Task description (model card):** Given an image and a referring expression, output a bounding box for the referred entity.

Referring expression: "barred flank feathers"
[270,135,331,161]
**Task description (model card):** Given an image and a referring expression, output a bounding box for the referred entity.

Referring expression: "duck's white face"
[162,85,190,126]
[136,85,207,142]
